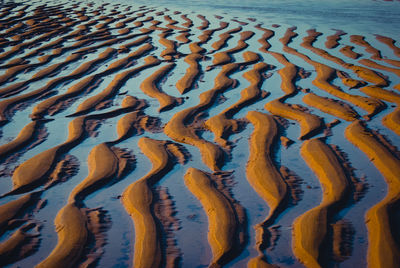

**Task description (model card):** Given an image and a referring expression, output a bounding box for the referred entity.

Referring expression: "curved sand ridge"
[0,46,121,123]
[176,53,203,94]
[255,24,274,53]
[293,138,350,267]
[114,97,156,142]
[35,203,87,268]
[382,107,400,136]
[211,30,255,67]
[268,52,298,96]
[205,61,272,146]
[350,35,382,60]
[340,45,361,60]
[345,121,400,268]
[246,111,287,264]
[325,30,346,49]
[282,28,386,119]
[302,92,360,121]
[0,49,88,98]
[164,62,240,171]
[375,34,400,58]
[37,142,131,268]
[139,63,182,112]
[0,189,42,263]
[184,168,244,267]
[68,143,124,203]
[312,64,385,119]
[300,29,400,95]
[1,1,400,267]
[211,26,242,52]
[165,50,260,170]
[180,14,193,28]
[257,29,325,140]
[1,4,144,69]
[265,98,324,140]
[296,28,400,133]
[164,15,189,32]
[5,95,143,196]
[176,31,191,44]
[0,221,41,266]
[31,42,154,119]
[358,58,400,77]
[197,21,229,44]
[0,120,46,159]
[158,32,179,61]
[0,192,42,234]
[121,137,186,268]
[299,29,389,87]
[197,14,210,30]
[70,55,160,116]
[0,22,69,64]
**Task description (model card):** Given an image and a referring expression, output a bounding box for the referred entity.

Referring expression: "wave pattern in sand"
[0,1,399,267]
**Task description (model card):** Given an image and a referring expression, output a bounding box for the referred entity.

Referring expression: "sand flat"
[0,0,399,267]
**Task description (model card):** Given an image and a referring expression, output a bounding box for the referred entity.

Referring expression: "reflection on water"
[128,0,400,35]
[2,0,400,267]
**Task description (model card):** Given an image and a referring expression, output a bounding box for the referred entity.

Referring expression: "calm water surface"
[120,0,400,36]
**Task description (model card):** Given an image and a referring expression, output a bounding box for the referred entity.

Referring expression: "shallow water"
[1,0,399,267]
[127,0,400,36]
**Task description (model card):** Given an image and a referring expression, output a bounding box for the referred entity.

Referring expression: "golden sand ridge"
[246,111,287,267]
[345,121,400,268]
[293,138,350,267]
[184,168,244,267]
[0,0,399,267]
[122,137,186,268]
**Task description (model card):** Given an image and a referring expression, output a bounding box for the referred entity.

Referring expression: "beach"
[0,0,399,267]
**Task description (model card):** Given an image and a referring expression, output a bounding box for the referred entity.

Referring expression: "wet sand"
[0,0,399,267]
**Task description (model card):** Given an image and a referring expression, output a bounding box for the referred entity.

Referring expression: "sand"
[0,0,399,267]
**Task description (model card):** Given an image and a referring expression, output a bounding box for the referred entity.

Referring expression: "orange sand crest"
[0,222,40,265]
[265,99,324,140]
[0,121,42,158]
[302,92,359,121]
[68,143,119,203]
[176,53,203,94]
[345,121,400,268]
[293,138,350,267]
[0,192,42,233]
[246,111,287,258]
[375,34,400,57]
[382,108,400,136]
[205,61,271,146]
[184,168,243,267]
[164,63,240,171]
[71,55,160,116]
[121,137,185,268]
[325,30,346,49]
[0,2,399,267]
[139,63,182,112]
[36,204,88,268]
[339,45,361,59]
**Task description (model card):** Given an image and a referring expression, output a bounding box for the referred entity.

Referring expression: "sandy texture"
[122,137,185,268]
[265,99,324,140]
[1,1,399,267]
[293,138,350,267]
[184,168,243,267]
[140,63,182,111]
[345,121,400,268]
[246,111,287,266]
